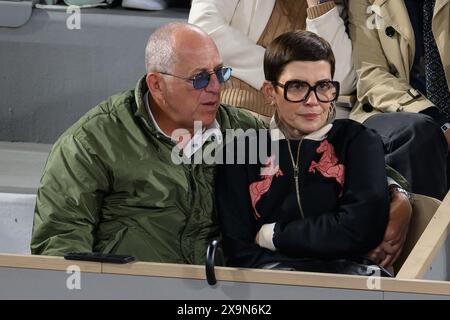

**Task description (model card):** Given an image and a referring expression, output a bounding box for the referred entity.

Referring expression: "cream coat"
[349,0,450,123]
[189,0,356,94]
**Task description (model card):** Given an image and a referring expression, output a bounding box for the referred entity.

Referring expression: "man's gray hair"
[145,22,205,73]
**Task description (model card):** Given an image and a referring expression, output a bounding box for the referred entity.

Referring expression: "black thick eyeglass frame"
[272,80,340,103]
[159,67,232,90]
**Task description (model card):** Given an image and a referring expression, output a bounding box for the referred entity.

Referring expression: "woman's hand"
[366,189,412,267]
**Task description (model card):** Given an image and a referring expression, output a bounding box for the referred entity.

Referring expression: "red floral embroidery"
[249,155,283,219]
[309,140,345,191]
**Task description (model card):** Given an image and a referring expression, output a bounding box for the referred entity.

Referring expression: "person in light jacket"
[348,0,449,200]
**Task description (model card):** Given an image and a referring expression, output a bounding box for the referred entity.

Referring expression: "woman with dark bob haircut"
[215,30,390,274]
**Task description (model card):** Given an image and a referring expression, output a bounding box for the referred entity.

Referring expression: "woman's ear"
[262,80,275,103]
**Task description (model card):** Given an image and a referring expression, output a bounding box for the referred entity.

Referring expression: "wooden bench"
[0,253,449,299]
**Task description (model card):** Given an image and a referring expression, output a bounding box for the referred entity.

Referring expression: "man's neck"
[145,92,190,138]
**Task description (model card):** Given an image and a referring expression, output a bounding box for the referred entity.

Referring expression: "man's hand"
[255,229,262,246]
[366,188,412,268]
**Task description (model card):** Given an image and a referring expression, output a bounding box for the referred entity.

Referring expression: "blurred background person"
[348,0,449,200]
[189,0,354,120]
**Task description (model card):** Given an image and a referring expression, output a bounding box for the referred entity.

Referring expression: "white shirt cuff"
[257,223,276,251]
[387,177,400,187]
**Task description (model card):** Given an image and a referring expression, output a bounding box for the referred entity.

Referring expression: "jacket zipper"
[287,138,305,219]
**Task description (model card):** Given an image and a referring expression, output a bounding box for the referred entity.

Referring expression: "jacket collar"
[374,0,414,45]
[435,0,449,17]
[134,75,160,133]
[373,0,449,38]
[133,76,223,152]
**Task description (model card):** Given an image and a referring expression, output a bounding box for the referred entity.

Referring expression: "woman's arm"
[257,126,389,258]
[215,162,285,268]
[215,139,286,268]
[189,0,269,90]
[306,2,356,94]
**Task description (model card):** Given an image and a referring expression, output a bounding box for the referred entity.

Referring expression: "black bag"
[205,241,392,286]
[261,257,393,277]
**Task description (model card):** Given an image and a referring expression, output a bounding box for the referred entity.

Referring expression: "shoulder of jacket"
[330,119,375,140]
[217,104,266,130]
[60,90,135,142]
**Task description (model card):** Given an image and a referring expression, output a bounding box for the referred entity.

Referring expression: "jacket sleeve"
[306,4,356,95]
[31,134,110,256]
[215,159,286,268]
[188,0,267,90]
[272,127,389,258]
[348,0,432,113]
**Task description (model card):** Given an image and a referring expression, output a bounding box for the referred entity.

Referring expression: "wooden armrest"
[396,192,449,279]
[336,95,357,109]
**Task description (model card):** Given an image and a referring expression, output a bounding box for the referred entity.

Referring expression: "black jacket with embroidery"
[215,119,389,268]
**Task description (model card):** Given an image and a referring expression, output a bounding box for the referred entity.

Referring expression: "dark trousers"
[364,113,449,200]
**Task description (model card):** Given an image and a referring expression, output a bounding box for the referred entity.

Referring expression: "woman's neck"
[275,114,305,140]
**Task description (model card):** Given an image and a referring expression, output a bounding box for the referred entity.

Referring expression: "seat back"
[394,193,442,275]
[0,193,36,254]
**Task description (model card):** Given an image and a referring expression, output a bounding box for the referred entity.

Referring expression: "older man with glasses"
[30,23,265,264]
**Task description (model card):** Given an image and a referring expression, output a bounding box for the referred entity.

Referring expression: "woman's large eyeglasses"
[273,80,340,103]
[159,67,232,90]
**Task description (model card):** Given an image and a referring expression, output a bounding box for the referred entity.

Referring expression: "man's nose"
[205,73,221,94]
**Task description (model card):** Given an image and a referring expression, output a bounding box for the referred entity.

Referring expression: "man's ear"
[146,73,164,102]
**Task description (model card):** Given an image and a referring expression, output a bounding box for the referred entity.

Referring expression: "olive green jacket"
[31,77,265,264]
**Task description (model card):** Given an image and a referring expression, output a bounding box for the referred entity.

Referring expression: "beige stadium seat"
[394,194,442,273]
[0,193,36,254]
[395,192,449,279]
